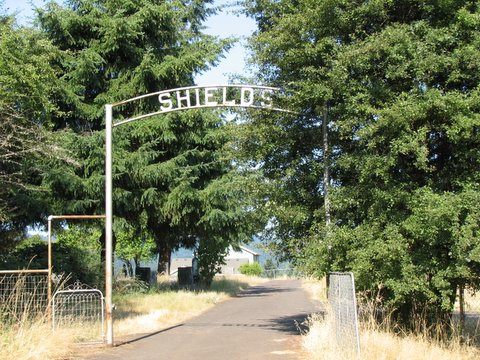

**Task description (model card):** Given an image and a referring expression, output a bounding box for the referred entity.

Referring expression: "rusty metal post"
[47,216,53,325]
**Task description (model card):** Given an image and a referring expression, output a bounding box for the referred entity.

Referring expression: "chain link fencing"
[328,272,361,358]
[454,287,480,344]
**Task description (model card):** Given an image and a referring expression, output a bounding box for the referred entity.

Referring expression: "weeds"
[302,279,480,360]
[0,273,76,360]
[0,273,264,358]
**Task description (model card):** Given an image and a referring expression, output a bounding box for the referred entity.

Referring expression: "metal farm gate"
[52,281,105,344]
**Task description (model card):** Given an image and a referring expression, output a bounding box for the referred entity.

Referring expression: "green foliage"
[263,258,277,272]
[243,0,480,325]
[113,277,150,295]
[115,221,156,265]
[239,262,263,276]
[197,237,229,287]
[53,225,103,286]
[0,16,60,118]
[36,0,231,131]
[0,0,262,284]
[0,235,47,270]
[0,15,65,237]
[0,226,103,286]
[29,0,257,278]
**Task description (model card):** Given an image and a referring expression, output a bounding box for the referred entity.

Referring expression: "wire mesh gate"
[328,272,361,358]
[0,270,49,319]
[52,281,105,344]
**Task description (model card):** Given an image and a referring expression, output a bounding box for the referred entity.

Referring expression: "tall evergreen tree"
[35,0,259,278]
[36,0,229,131]
[243,0,480,322]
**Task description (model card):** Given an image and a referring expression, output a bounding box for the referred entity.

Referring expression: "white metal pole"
[105,104,114,346]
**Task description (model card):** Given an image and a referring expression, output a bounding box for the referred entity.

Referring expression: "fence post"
[459,282,465,338]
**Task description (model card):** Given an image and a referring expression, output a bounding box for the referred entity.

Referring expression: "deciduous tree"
[243,0,480,323]
[0,12,67,248]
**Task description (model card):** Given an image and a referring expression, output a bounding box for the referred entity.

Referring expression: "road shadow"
[187,312,320,335]
[114,324,184,347]
[266,311,324,335]
[183,314,310,335]
[236,285,295,298]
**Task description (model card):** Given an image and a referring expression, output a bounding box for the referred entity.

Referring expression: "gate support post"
[105,104,114,346]
[101,85,290,347]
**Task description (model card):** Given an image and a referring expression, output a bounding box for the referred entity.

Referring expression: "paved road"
[88,279,320,360]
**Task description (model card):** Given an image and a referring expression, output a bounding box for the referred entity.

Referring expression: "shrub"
[239,262,263,276]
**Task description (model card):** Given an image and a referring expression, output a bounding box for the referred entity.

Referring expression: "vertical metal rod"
[52,291,56,331]
[101,293,106,342]
[350,272,362,359]
[323,105,331,226]
[47,216,52,325]
[105,104,114,346]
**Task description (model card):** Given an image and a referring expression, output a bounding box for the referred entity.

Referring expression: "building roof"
[171,244,260,259]
[238,245,260,256]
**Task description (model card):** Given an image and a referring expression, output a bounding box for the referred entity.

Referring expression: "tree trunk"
[157,245,171,275]
[99,229,116,273]
[459,282,465,340]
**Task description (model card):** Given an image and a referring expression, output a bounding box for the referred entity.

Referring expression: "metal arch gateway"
[104,84,290,345]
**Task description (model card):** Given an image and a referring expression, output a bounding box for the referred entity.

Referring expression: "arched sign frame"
[104,84,290,345]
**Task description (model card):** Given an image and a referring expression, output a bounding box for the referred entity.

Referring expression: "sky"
[3,0,256,85]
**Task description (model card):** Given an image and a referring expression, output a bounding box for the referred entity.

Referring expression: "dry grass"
[0,274,77,360]
[112,275,266,338]
[358,328,480,360]
[0,320,80,360]
[0,275,263,359]
[0,302,84,360]
[302,277,328,302]
[301,280,480,360]
[303,315,480,360]
[114,289,228,336]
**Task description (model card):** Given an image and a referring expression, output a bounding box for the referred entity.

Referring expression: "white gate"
[52,281,105,344]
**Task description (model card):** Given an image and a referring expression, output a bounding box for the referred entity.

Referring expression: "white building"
[115,245,261,281]
[170,245,260,276]
[221,245,260,275]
